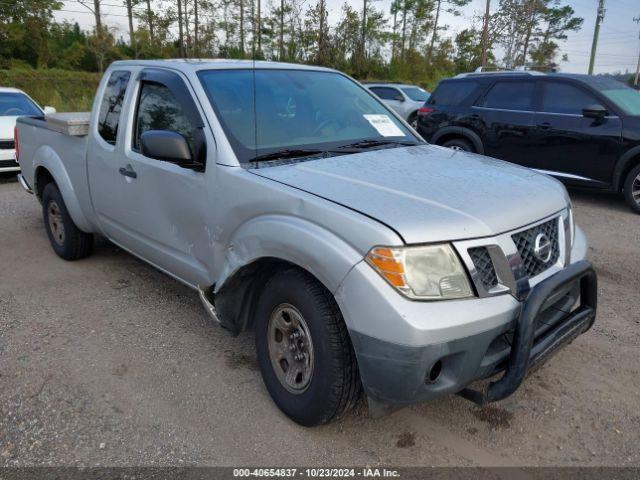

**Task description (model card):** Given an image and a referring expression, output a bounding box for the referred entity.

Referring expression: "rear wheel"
[408,113,418,130]
[441,138,474,152]
[623,163,640,214]
[255,268,360,426]
[42,182,93,260]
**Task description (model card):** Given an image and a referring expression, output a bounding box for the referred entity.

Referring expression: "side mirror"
[43,106,56,115]
[393,94,405,102]
[582,104,607,119]
[141,130,192,165]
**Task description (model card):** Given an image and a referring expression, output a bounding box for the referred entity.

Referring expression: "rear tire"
[623,163,640,214]
[408,112,418,130]
[42,182,93,260]
[255,268,360,426]
[441,138,474,152]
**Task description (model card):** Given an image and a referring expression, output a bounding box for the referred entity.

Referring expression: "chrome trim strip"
[17,173,34,194]
[472,106,618,119]
[534,169,594,182]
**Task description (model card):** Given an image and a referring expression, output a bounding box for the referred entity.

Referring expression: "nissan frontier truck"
[15,60,597,426]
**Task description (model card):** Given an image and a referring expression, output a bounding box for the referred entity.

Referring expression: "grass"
[0,69,101,112]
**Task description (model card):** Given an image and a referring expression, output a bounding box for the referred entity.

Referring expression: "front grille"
[512,218,560,277]
[0,159,18,168]
[0,140,15,150]
[469,247,498,290]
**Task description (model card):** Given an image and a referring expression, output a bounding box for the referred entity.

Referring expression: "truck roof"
[109,59,338,74]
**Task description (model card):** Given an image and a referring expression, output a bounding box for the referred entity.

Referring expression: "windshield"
[198,69,417,163]
[584,76,640,116]
[401,87,430,102]
[601,88,640,116]
[0,92,42,117]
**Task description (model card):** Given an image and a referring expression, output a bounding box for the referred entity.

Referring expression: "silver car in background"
[364,82,430,129]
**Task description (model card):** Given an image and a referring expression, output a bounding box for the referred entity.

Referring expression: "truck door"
[89,68,213,288]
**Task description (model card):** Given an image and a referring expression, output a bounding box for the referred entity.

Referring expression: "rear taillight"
[418,106,435,115]
[14,125,19,160]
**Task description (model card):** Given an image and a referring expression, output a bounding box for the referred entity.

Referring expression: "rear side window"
[97,71,131,145]
[428,80,480,106]
[370,87,401,101]
[133,82,196,154]
[541,82,599,115]
[482,81,535,111]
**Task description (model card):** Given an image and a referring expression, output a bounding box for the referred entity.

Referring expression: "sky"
[54,0,640,75]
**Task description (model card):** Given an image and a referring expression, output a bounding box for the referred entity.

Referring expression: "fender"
[215,214,364,296]
[33,145,93,232]
[612,145,640,191]
[431,126,485,155]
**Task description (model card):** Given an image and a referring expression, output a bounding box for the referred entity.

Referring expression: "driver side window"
[541,82,599,115]
[133,82,196,156]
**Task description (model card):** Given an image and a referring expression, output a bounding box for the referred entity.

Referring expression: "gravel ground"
[0,173,638,467]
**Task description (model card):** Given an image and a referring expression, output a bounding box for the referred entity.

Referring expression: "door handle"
[119,164,137,179]
[537,122,551,130]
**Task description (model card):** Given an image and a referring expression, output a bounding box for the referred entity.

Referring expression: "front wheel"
[623,164,640,214]
[42,182,93,260]
[255,268,360,426]
[441,138,474,152]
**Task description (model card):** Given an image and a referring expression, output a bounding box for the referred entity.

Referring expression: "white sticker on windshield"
[363,114,405,137]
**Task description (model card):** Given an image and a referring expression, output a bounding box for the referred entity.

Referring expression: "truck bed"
[17,116,90,202]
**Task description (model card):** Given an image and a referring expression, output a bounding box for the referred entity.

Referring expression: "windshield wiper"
[249,149,327,163]
[336,139,418,150]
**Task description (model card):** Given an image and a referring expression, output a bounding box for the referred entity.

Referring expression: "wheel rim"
[632,172,640,206]
[47,201,65,246]
[267,303,314,394]
[449,145,463,151]
[410,118,418,129]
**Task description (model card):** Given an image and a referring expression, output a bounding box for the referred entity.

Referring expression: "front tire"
[42,182,93,260]
[623,163,640,214]
[255,268,360,426]
[441,138,474,152]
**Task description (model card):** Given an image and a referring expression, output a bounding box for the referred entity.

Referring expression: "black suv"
[417,71,640,213]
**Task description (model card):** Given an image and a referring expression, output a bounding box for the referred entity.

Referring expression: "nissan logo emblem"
[533,233,553,263]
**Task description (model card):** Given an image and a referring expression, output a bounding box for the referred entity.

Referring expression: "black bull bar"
[459,259,597,405]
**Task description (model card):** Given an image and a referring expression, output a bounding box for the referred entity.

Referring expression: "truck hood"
[250,144,569,244]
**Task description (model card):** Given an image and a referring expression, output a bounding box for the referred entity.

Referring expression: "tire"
[255,268,360,426]
[408,112,418,130]
[441,138,474,152]
[623,163,640,214]
[42,182,93,260]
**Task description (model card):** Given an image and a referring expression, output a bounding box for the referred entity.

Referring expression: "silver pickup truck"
[15,60,597,426]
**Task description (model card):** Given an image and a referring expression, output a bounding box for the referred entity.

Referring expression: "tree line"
[0,0,584,85]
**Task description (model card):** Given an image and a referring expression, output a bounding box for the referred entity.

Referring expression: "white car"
[363,83,430,129]
[0,87,55,173]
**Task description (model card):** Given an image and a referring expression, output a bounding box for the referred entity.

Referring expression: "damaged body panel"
[16,59,597,425]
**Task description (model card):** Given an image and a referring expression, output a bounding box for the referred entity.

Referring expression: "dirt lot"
[0,173,638,467]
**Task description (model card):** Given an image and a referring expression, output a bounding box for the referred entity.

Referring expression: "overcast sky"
[54,0,640,74]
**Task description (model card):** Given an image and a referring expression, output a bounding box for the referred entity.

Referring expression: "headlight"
[365,244,473,300]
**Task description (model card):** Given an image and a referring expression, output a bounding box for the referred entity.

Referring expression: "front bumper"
[335,226,596,406]
[0,149,19,172]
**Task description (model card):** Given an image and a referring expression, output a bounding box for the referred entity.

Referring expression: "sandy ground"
[0,174,638,467]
